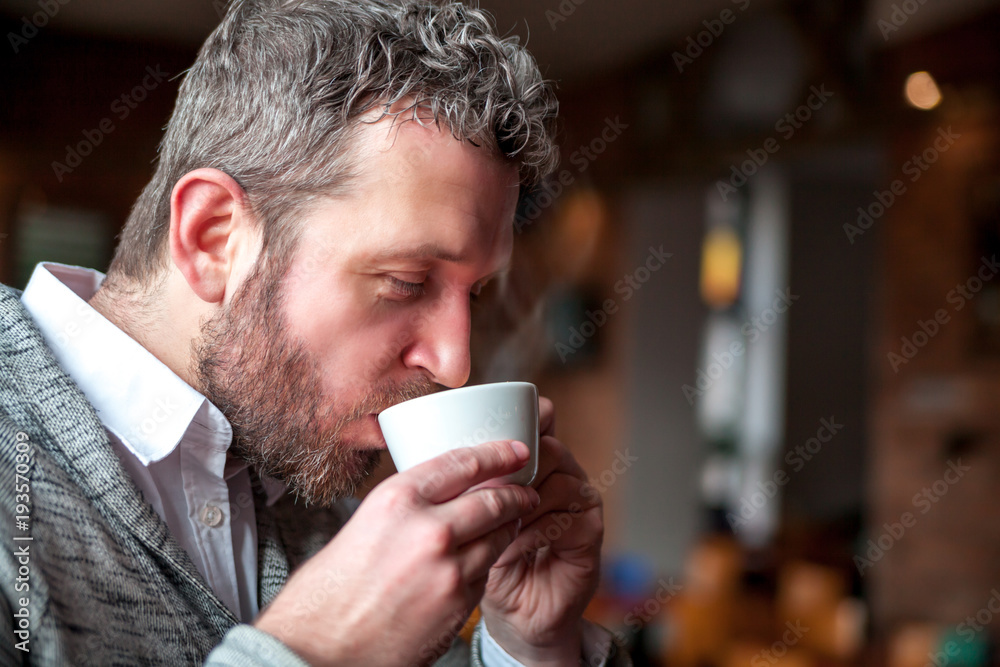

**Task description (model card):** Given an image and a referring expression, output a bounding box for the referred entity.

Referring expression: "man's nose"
[402,294,472,389]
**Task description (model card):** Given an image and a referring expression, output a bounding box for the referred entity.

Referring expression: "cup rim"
[377,381,537,421]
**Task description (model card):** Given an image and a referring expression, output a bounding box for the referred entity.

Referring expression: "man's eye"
[388,276,425,298]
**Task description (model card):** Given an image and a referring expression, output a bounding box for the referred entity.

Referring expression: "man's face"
[196,118,520,505]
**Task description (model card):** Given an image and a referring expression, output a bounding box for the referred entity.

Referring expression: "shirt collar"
[22,262,288,505]
[20,262,230,465]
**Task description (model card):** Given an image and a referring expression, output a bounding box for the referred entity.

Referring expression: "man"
[0,1,629,665]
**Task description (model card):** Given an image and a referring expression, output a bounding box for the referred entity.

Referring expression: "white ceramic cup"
[377,381,539,486]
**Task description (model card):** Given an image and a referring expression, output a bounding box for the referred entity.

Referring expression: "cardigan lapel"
[0,286,239,630]
[251,472,292,610]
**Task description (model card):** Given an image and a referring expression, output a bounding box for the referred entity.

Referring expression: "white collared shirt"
[19,262,598,665]
[20,262,261,622]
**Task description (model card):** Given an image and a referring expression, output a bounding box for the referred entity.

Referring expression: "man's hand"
[480,396,605,665]
[254,439,540,667]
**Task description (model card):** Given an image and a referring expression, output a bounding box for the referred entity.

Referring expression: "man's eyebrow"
[374,242,466,263]
[373,242,511,280]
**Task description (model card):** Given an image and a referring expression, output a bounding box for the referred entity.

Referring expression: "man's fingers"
[437,484,539,546]
[492,504,604,569]
[456,519,522,581]
[519,471,600,528]
[489,472,603,570]
[407,440,532,504]
[539,395,555,437]
[531,435,587,490]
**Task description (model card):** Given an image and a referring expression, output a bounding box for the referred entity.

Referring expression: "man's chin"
[337,436,387,488]
[348,447,385,475]
[276,447,384,506]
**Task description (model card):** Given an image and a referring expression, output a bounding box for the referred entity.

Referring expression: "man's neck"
[88,278,204,391]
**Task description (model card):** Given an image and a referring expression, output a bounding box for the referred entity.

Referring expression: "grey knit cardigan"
[0,285,629,666]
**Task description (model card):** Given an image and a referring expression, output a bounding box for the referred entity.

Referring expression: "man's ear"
[169,168,256,304]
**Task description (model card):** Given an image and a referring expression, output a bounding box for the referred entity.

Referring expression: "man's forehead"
[304,110,520,275]
[351,109,515,183]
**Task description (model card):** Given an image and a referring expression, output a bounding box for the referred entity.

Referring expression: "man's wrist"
[480,616,584,666]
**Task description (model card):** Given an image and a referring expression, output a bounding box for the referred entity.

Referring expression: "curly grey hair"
[107,0,559,284]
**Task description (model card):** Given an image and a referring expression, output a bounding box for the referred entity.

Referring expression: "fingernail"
[508,440,530,461]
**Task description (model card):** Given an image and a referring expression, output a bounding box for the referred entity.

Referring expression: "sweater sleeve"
[468,619,634,667]
[204,625,312,667]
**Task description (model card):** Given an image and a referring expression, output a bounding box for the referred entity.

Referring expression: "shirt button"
[200,504,224,527]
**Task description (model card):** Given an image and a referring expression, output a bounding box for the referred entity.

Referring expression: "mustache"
[345,375,441,421]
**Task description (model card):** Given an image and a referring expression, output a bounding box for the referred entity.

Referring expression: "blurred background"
[2,0,1000,664]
